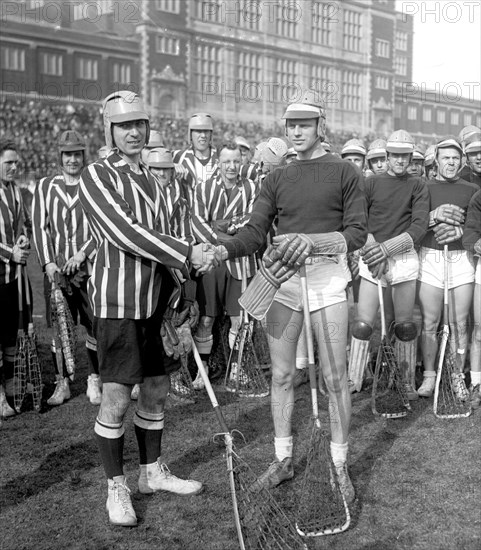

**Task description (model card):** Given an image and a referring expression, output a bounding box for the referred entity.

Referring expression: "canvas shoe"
[86,374,102,405]
[138,461,203,496]
[469,384,481,410]
[169,371,195,404]
[404,383,419,401]
[47,375,70,406]
[0,386,15,418]
[334,462,355,504]
[192,363,208,390]
[451,372,469,401]
[106,477,137,527]
[250,457,294,492]
[417,375,436,398]
[130,384,140,400]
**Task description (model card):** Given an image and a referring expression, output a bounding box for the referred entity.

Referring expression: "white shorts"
[275,256,349,312]
[475,259,481,285]
[359,249,419,288]
[417,247,475,290]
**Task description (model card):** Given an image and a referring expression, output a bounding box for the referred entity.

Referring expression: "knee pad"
[351,320,373,341]
[394,322,417,342]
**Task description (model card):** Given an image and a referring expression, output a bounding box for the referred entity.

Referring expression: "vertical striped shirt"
[173,147,219,207]
[79,151,192,319]
[32,174,96,270]
[160,177,193,244]
[192,173,258,279]
[0,180,26,285]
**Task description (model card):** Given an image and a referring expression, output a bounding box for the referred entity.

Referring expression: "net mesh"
[371,337,410,418]
[295,426,350,537]
[252,320,271,370]
[225,321,269,398]
[170,354,196,403]
[50,287,77,377]
[207,315,230,381]
[26,328,43,411]
[13,331,27,413]
[434,334,471,419]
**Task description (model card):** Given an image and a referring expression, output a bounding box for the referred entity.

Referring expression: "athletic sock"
[85,336,100,375]
[330,441,348,467]
[95,418,125,479]
[296,356,308,370]
[274,436,293,462]
[470,371,481,386]
[134,410,164,465]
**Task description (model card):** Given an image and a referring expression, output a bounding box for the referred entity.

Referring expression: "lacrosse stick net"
[50,274,77,379]
[433,245,471,418]
[295,265,351,536]
[252,319,271,370]
[170,354,196,403]
[371,279,411,418]
[192,341,306,550]
[23,267,42,411]
[13,266,27,413]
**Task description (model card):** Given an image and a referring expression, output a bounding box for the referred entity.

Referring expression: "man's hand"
[430,204,465,226]
[433,222,463,245]
[62,250,87,276]
[368,259,388,279]
[161,319,192,359]
[191,243,220,274]
[45,262,61,283]
[16,235,30,249]
[11,244,30,265]
[174,164,189,179]
[271,233,313,267]
[361,241,388,267]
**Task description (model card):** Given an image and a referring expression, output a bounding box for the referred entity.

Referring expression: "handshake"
[190,243,225,274]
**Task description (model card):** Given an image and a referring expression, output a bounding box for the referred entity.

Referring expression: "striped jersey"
[0,181,27,285]
[192,173,258,279]
[79,151,192,319]
[32,174,96,271]
[159,177,193,244]
[173,146,219,207]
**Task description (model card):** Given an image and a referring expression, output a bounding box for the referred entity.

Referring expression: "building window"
[276,1,298,38]
[464,112,473,126]
[238,1,260,31]
[477,113,481,128]
[311,1,333,46]
[195,44,221,91]
[343,10,361,52]
[311,64,331,94]
[238,51,262,96]
[375,75,389,90]
[437,110,446,124]
[156,36,180,55]
[156,0,180,13]
[341,70,361,111]
[395,31,408,51]
[408,105,417,120]
[423,107,432,122]
[113,61,131,83]
[451,111,459,126]
[395,104,401,118]
[196,0,222,22]
[375,39,390,58]
[0,46,25,71]
[40,52,63,76]
[394,55,407,76]
[77,57,98,80]
[277,58,298,101]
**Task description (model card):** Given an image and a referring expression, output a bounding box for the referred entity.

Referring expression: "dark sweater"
[223,154,367,258]
[462,189,481,254]
[363,173,429,245]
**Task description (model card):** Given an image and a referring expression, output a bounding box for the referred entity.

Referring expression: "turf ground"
[0,259,480,550]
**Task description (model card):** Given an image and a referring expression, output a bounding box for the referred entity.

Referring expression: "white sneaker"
[86,375,102,405]
[130,384,140,400]
[334,462,355,504]
[417,375,436,397]
[138,461,203,496]
[0,386,15,418]
[47,376,70,406]
[106,477,137,527]
[192,363,208,390]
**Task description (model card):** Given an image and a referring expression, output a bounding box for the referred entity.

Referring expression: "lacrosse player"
[79,90,218,527]
[32,130,100,406]
[366,139,388,176]
[0,140,30,419]
[461,131,481,188]
[191,142,258,388]
[417,136,478,398]
[341,138,367,173]
[217,90,367,504]
[349,130,429,400]
[463,189,481,407]
[173,113,219,207]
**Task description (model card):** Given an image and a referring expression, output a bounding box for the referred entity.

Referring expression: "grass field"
[1,259,480,550]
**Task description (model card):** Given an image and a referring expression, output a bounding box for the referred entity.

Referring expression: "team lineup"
[1,88,480,546]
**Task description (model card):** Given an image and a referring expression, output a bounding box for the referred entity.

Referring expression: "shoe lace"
[115,482,132,511]
[158,463,173,478]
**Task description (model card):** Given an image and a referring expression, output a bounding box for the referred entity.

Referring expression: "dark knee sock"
[133,410,164,465]
[94,418,125,479]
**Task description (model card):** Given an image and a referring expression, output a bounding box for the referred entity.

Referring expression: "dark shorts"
[196,263,248,317]
[44,274,93,335]
[0,279,19,347]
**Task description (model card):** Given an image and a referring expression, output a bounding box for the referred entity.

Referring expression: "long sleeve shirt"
[0,180,26,285]
[462,189,481,255]
[223,154,367,259]
[79,151,192,319]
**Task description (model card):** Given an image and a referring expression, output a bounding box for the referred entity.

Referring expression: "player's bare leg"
[470,282,481,408]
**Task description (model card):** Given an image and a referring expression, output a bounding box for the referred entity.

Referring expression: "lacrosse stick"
[169,353,196,403]
[23,267,42,411]
[252,319,271,370]
[295,265,350,537]
[225,257,269,397]
[50,273,77,379]
[433,245,471,418]
[13,265,27,413]
[192,340,306,550]
[371,279,411,418]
